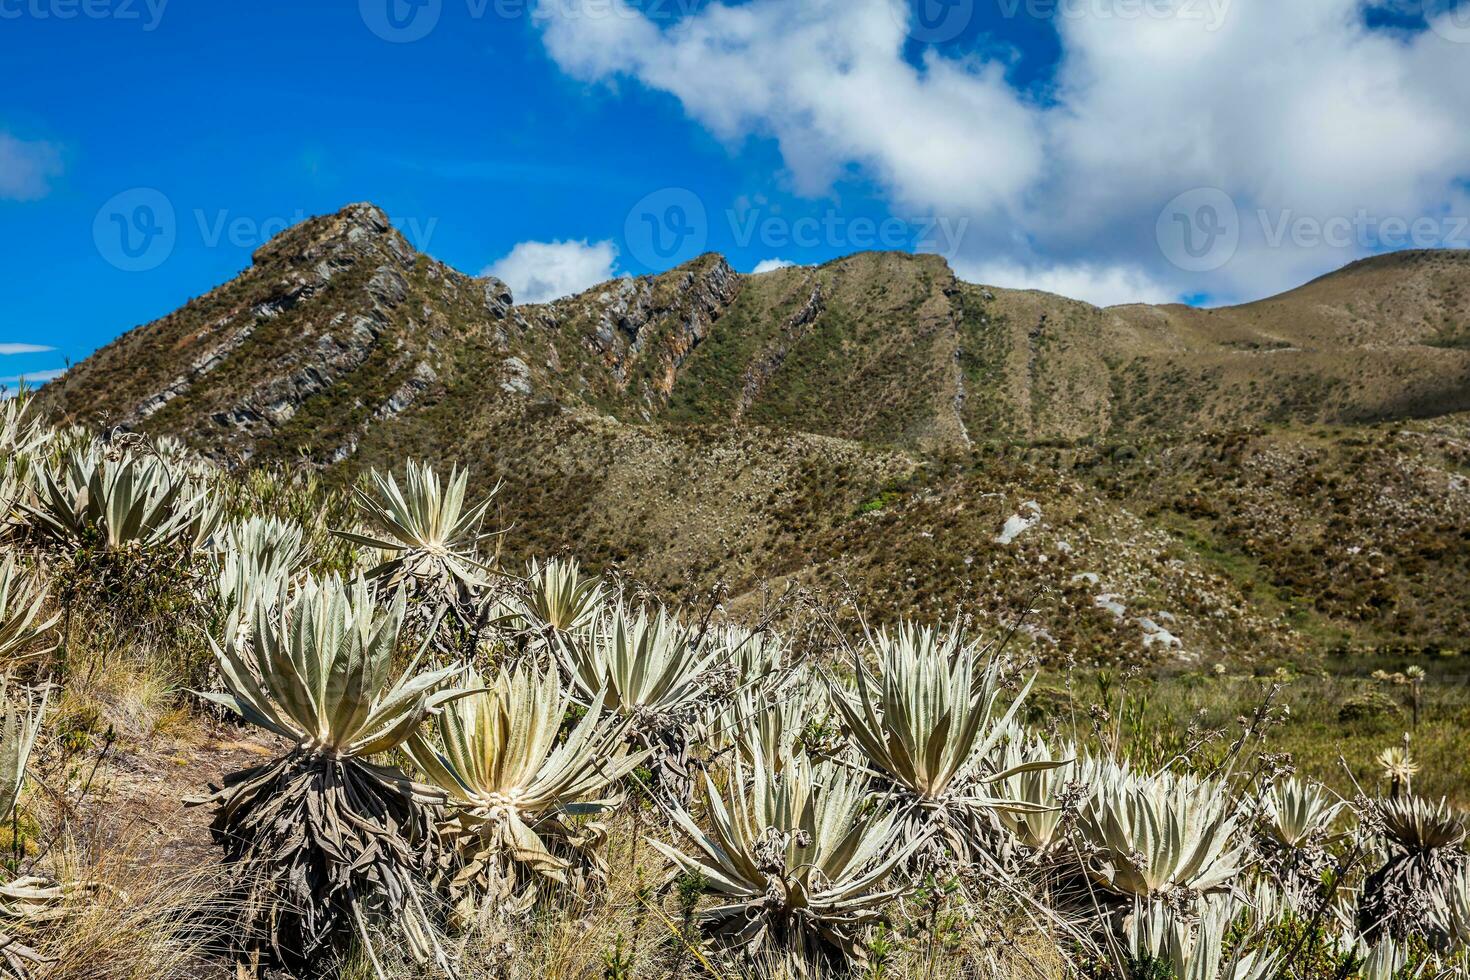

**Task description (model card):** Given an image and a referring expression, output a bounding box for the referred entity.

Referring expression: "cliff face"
[48,204,510,462]
[520,253,742,406]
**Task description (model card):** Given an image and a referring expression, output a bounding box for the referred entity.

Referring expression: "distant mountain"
[43,203,1470,665]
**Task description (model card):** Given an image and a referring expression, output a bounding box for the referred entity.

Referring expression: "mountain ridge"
[46,202,1470,456]
[39,202,1470,667]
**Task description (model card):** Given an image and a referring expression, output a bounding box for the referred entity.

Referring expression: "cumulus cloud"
[534,0,1470,305]
[954,259,1176,308]
[751,258,797,273]
[0,343,56,355]
[0,133,63,201]
[537,0,1041,218]
[1035,0,1470,298]
[483,239,619,304]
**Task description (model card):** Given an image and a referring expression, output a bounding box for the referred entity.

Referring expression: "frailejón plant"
[406,663,646,917]
[651,747,919,969]
[195,574,464,978]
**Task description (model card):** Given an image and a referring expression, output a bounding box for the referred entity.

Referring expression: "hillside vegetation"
[39,205,1470,667]
[1,404,1469,980]
[14,203,1470,977]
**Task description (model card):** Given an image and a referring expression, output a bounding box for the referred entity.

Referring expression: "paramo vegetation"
[0,393,1467,980]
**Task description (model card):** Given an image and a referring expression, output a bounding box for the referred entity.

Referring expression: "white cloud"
[483,239,619,304]
[954,259,1176,308]
[0,133,63,201]
[0,367,66,393]
[534,0,1470,304]
[1035,0,1470,299]
[751,258,797,274]
[537,0,1041,217]
[0,343,55,355]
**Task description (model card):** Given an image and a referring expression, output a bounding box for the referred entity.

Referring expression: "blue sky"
[2,0,1469,387]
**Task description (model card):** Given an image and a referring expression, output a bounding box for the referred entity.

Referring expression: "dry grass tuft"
[50,638,190,748]
[32,835,232,980]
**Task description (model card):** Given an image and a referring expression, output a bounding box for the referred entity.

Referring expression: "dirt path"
[45,718,280,978]
[68,719,272,865]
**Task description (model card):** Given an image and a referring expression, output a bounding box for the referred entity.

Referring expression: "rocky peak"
[477,275,515,318]
[249,202,415,277]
